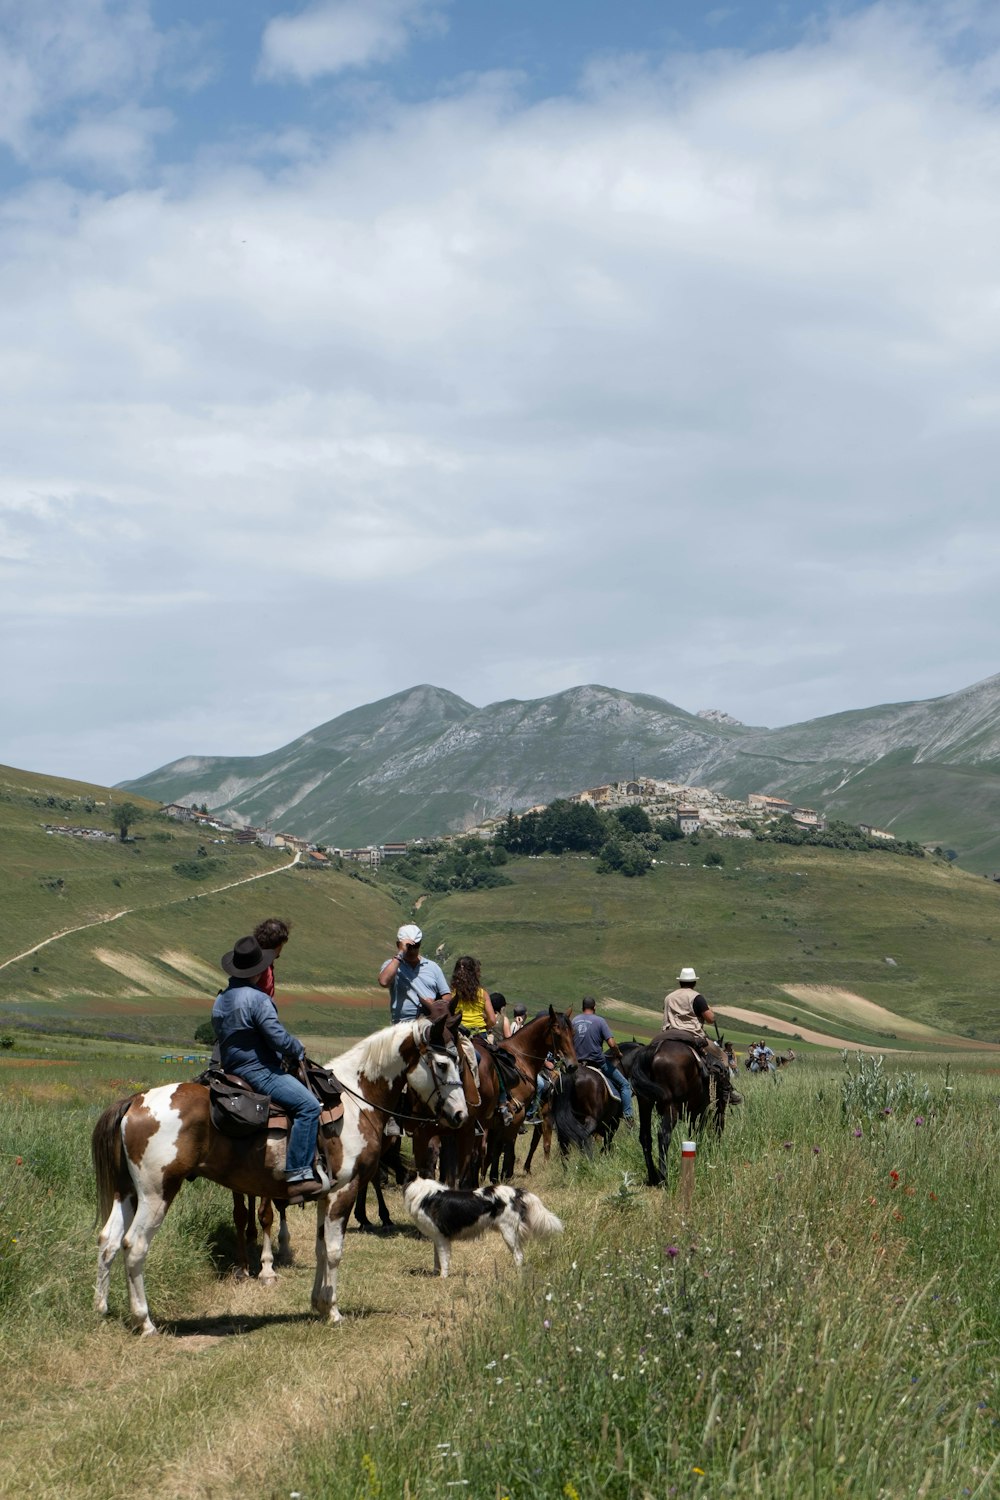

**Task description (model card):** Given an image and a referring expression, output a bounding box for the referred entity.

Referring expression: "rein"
[332,1043,464,1126]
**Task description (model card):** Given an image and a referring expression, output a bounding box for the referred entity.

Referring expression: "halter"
[333,1039,465,1126]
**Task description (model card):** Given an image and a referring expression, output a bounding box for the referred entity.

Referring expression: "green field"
[3,762,1000,1056]
[1,1041,996,1499]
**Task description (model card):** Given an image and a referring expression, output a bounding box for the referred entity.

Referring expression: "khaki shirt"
[662,987,707,1037]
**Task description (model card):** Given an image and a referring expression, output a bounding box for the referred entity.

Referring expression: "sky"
[4,0,1000,785]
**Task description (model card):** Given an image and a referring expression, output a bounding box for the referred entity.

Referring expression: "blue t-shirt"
[572,1011,612,1064]
[380,955,450,1022]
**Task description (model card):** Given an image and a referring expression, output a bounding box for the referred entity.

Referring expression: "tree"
[614,804,652,834]
[111,800,143,842]
[193,1020,215,1047]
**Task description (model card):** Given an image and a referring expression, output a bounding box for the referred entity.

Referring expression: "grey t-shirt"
[571,1011,612,1063]
[380,955,450,1022]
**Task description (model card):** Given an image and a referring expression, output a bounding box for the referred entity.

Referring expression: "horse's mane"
[327,1019,422,1082]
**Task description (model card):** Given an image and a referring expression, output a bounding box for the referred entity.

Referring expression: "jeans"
[601,1060,634,1120]
[233,1060,321,1177]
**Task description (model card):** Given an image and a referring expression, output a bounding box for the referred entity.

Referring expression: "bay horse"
[619,1037,725,1188]
[93,1014,467,1333]
[418,1008,576,1189]
[548,1059,623,1159]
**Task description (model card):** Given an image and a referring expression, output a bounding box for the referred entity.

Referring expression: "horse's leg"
[354,1179,375,1232]
[275,1205,291,1266]
[658,1108,677,1189]
[373,1175,393,1228]
[637,1096,660,1186]
[501,1131,517,1182]
[312,1185,358,1324]
[523,1124,543,1175]
[122,1183,180,1335]
[232,1193,252,1281]
[258,1198,279,1284]
[95,1189,136,1315]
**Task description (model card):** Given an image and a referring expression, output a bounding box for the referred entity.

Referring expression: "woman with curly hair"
[450,955,496,1035]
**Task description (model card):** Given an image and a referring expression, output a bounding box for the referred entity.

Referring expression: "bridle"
[414,1038,467,1122]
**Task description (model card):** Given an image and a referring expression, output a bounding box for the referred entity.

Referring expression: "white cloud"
[259,0,447,83]
[4,3,1000,777]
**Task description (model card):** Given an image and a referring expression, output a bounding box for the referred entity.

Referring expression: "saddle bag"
[199,1068,273,1138]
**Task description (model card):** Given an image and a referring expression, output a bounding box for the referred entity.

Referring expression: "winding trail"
[0,851,301,973]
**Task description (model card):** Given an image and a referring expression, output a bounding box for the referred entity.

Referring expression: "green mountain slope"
[119,674,1000,870]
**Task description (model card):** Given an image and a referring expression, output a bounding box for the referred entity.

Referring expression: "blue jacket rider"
[211,935,326,1195]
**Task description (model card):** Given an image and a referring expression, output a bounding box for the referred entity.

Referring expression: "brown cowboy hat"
[221,935,276,979]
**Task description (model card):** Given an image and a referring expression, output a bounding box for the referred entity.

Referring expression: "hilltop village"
[157,778,900,868]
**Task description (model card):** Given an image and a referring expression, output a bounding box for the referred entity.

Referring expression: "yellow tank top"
[456,986,489,1031]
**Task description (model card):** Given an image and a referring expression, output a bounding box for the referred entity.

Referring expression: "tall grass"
[284,1059,1000,1499]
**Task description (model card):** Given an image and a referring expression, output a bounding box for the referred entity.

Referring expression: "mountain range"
[119,673,1000,871]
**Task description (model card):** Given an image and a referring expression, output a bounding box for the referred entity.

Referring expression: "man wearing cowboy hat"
[212,935,328,1195]
[661,966,742,1106]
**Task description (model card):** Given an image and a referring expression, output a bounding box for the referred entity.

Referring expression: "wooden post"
[680,1138,696,1212]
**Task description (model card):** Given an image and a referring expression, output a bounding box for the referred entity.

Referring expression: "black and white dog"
[403,1178,563,1277]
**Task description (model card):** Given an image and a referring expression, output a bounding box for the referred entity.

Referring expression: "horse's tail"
[520,1191,563,1239]
[92,1095,138,1225]
[629,1045,676,1110]
[552,1078,592,1153]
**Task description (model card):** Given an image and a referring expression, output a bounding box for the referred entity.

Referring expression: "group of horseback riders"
[209,915,741,1198]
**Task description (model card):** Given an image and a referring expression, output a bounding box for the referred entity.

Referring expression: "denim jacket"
[211,983,304,1074]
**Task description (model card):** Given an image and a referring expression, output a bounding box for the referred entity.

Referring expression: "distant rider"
[571,996,635,1126]
[661,966,742,1106]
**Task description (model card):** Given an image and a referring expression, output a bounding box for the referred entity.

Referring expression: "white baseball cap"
[397,924,423,944]
[678,966,698,983]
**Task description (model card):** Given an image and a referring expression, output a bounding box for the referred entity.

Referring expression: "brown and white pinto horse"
[93,1014,466,1334]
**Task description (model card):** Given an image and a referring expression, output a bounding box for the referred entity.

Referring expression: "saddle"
[473,1038,527,1094]
[197,1060,344,1141]
[649,1030,712,1081]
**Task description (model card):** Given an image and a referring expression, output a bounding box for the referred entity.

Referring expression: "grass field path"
[0,852,301,975]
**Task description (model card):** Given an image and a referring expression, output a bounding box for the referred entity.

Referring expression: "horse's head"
[407,1014,468,1128]
[546,1005,577,1067]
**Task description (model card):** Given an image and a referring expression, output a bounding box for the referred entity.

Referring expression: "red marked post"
[680,1139,696,1212]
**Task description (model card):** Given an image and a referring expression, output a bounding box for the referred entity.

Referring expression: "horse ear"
[448,996,460,1016]
[428,1014,447,1046]
[549,1004,557,1020]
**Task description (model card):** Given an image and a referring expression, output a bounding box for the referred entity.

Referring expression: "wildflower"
[889,1170,900,1185]
[692,1467,706,1475]
[853,1129,862,1137]
[564,1485,581,1500]
[904,1186,915,1196]
[883,1107,892,1116]
[782,1141,793,1150]
[543,1319,551,1330]
[915,1116,925,1126]
[666,1245,679,1259]
[812,1146,820,1155]
[928,1192,938,1202]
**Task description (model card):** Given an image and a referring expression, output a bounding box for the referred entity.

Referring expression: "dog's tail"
[521,1191,563,1239]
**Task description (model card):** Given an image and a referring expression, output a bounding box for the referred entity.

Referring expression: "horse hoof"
[258,1271,278,1286]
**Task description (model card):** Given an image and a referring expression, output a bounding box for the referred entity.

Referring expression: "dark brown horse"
[619,1037,725,1187]
[548,1054,624,1159]
[232,1192,290,1282]
[418,1008,577,1188]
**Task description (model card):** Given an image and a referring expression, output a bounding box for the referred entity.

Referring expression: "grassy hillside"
[3,763,999,1051]
[413,840,1000,1045]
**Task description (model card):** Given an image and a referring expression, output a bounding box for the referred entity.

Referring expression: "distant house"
[233,828,258,844]
[792,807,822,828]
[162,803,197,822]
[380,842,408,859]
[859,824,896,841]
[676,807,701,835]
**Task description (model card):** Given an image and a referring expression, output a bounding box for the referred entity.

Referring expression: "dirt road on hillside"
[0,852,300,973]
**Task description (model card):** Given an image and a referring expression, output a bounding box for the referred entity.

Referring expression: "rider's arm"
[482,992,497,1028]
[250,994,304,1060]
[694,995,714,1026]
[378,947,405,988]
